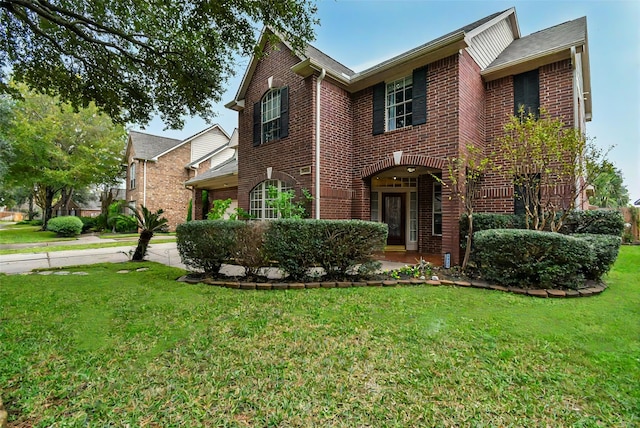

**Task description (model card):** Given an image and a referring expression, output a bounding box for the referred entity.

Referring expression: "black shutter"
[514,69,539,117]
[279,86,289,139]
[412,66,427,126]
[253,101,261,146]
[372,82,385,135]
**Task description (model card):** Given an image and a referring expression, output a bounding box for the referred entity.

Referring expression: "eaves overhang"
[291,32,468,93]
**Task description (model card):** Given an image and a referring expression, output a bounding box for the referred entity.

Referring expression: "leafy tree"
[435,145,492,270]
[131,204,168,261]
[266,186,313,219]
[0,0,317,127]
[498,108,603,232]
[3,84,125,228]
[588,159,629,208]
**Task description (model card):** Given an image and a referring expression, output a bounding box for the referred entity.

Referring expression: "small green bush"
[176,220,244,274]
[263,219,387,280]
[459,213,523,249]
[79,216,98,233]
[474,229,591,289]
[573,234,622,280]
[560,210,625,236]
[47,216,83,237]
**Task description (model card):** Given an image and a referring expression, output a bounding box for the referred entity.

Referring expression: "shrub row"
[47,216,83,237]
[176,219,388,280]
[461,210,624,242]
[474,229,621,289]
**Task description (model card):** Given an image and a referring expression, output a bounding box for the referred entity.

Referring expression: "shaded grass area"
[0,238,177,255]
[0,224,75,245]
[1,248,638,426]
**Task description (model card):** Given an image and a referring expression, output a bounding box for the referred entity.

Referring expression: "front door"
[382,193,405,246]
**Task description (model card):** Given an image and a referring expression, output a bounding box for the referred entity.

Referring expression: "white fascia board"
[465,8,518,40]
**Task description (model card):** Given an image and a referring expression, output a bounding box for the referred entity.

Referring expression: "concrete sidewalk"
[1,240,410,276]
[0,242,186,274]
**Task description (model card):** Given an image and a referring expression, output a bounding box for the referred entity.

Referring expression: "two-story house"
[222,8,591,265]
[126,125,235,229]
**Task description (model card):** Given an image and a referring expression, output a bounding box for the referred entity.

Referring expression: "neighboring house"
[125,125,234,230]
[186,129,239,219]
[223,7,591,265]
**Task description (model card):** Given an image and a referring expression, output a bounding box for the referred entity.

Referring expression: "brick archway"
[360,153,446,178]
[247,170,300,192]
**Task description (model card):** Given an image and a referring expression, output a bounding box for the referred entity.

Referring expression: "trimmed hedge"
[459,213,524,249]
[47,216,83,237]
[573,234,622,280]
[176,220,244,274]
[176,219,387,280]
[560,210,625,236]
[474,229,592,289]
[263,219,387,280]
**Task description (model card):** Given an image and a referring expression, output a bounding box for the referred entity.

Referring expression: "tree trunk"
[132,230,154,261]
[42,187,56,230]
[28,193,35,221]
[462,212,473,271]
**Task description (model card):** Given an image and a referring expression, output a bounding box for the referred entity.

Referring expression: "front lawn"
[1,247,638,426]
[0,224,75,245]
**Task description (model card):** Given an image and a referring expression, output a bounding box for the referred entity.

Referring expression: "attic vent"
[299,166,312,176]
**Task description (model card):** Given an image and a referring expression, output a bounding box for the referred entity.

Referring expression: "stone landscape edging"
[176,275,608,298]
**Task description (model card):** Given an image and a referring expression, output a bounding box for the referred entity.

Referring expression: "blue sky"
[133,0,640,203]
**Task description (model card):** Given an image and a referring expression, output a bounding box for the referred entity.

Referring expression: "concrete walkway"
[1,238,409,276]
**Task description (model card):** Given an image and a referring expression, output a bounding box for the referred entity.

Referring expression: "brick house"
[125,125,235,230]
[222,8,591,265]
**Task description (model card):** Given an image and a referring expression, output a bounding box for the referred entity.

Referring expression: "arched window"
[249,180,293,219]
[253,87,289,146]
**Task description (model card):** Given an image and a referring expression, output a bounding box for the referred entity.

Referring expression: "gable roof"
[128,131,182,161]
[484,17,587,73]
[227,9,517,108]
[128,124,231,162]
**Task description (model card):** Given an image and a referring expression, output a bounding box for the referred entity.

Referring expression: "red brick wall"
[237,41,314,212]
[317,79,353,219]
[125,143,192,231]
[351,53,464,262]
[479,59,575,214]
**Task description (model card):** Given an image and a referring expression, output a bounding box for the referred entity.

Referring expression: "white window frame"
[261,89,281,143]
[129,162,136,190]
[249,179,293,220]
[433,182,442,236]
[386,76,413,131]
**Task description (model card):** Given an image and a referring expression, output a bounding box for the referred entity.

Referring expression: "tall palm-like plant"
[131,204,168,261]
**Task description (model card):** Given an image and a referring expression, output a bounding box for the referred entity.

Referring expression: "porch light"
[407,167,416,173]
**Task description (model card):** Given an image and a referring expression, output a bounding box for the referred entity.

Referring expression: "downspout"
[143,160,148,207]
[315,68,326,219]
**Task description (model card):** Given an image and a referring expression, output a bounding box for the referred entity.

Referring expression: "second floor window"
[262,88,281,143]
[129,162,136,189]
[253,87,289,146]
[386,76,413,131]
[514,69,540,118]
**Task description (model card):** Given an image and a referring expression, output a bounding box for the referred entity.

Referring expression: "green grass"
[0,238,177,255]
[1,247,638,426]
[0,224,75,244]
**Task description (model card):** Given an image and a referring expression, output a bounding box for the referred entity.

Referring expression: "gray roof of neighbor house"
[128,130,182,161]
[486,16,587,70]
[185,155,238,186]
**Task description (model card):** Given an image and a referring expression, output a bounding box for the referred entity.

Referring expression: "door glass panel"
[385,196,402,239]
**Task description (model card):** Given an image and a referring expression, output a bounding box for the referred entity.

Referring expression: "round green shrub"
[573,234,622,280]
[474,229,592,289]
[47,216,83,237]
